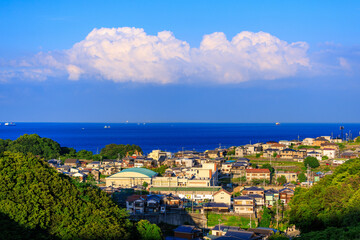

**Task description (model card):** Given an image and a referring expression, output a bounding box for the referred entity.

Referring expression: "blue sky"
[0,0,359,122]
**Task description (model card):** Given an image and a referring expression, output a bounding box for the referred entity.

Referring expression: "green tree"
[7,134,62,159]
[259,206,272,228]
[76,149,93,160]
[288,159,360,236]
[0,151,131,239]
[100,144,142,159]
[273,152,278,158]
[303,156,320,169]
[356,137,360,143]
[322,156,329,160]
[142,182,149,188]
[277,175,287,185]
[136,220,162,240]
[262,163,275,174]
[297,172,307,183]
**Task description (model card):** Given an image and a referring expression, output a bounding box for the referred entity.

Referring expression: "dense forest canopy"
[0,134,142,160]
[0,151,131,239]
[289,158,360,240]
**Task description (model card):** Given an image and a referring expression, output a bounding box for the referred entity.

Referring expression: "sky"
[0,0,359,123]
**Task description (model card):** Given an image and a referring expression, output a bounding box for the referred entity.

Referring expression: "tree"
[303,156,320,169]
[277,175,287,185]
[273,152,278,158]
[76,149,93,160]
[256,153,261,158]
[136,220,162,240]
[322,156,329,160]
[6,134,62,159]
[142,182,149,188]
[0,151,131,239]
[100,144,142,159]
[356,137,360,143]
[288,159,360,236]
[298,172,307,183]
[259,206,272,228]
[262,163,275,174]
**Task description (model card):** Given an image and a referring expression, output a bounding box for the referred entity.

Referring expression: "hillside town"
[48,135,360,240]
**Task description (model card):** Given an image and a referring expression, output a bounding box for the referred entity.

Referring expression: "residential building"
[242,186,265,196]
[64,159,80,167]
[275,171,298,183]
[233,196,255,214]
[173,225,202,240]
[126,195,147,214]
[302,138,314,146]
[213,189,232,206]
[264,189,279,207]
[245,169,271,183]
[279,188,294,205]
[322,148,336,159]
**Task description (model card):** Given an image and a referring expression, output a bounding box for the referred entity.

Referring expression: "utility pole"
[276,199,279,230]
[249,213,252,228]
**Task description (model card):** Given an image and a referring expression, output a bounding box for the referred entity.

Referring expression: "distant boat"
[104,125,111,128]
[276,122,280,125]
[5,122,16,126]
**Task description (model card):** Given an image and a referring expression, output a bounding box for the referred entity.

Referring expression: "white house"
[322,148,336,159]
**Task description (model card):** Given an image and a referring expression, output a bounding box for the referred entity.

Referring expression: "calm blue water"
[0,123,359,154]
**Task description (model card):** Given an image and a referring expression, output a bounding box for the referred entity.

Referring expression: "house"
[302,138,314,146]
[64,159,80,167]
[87,161,100,169]
[275,171,298,183]
[264,189,279,207]
[247,194,265,209]
[279,188,294,205]
[213,189,232,206]
[341,151,358,159]
[219,230,260,240]
[202,202,229,213]
[313,137,329,147]
[164,193,183,208]
[235,147,246,157]
[242,186,264,196]
[126,195,147,214]
[146,195,162,213]
[322,148,336,159]
[211,225,241,237]
[72,172,87,182]
[307,151,322,161]
[206,150,220,159]
[279,149,306,159]
[263,148,280,158]
[247,227,276,239]
[233,196,255,214]
[230,162,247,177]
[173,225,202,240]
[245,169,271,183]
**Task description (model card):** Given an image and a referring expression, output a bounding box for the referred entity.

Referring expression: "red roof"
[246,169,270,173]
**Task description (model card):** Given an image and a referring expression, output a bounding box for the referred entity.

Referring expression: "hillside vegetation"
[0,151,131,239]
[289,158,360,240]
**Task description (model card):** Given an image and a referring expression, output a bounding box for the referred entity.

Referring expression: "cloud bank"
[2,27,353,84]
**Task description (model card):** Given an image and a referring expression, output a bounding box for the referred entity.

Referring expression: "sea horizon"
[1,122,359,155]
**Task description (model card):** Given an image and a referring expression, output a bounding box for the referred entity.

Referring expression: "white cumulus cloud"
[1,27,312,84]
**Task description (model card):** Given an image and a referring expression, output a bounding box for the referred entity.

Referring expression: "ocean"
[0,123,359,154]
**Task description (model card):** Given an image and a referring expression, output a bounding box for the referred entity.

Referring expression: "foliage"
[256,153,261,158]
[0,151,131,239]
[76,149,93,160]
[100,144,142,159]
[6,134,62,159]
[288,159,360,236]
[136,220,162,240]
[262,163,275,174]
[273,152,278,158]
[356,137,360,143]
[297,173,307,183]
[277,175,287,185]
[227,149,235,156]
[337,143,346,150]
[303,156,320,169]
[232,176,247,184]
[142,182,149,188]
[259,206,272,228]
[322,156,329,160]
[251,178,270,185]
[269,233,290,240]
[150,165,168,176]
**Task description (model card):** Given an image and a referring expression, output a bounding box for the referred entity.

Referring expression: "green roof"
[107,167,157,178]
[150,187,222,192]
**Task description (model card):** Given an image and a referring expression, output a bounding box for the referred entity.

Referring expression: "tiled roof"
[246,169,270,173]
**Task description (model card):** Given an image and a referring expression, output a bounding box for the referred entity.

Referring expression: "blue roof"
[174,225,198,233]
[203,202,229,208]
[234,196,253,200]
